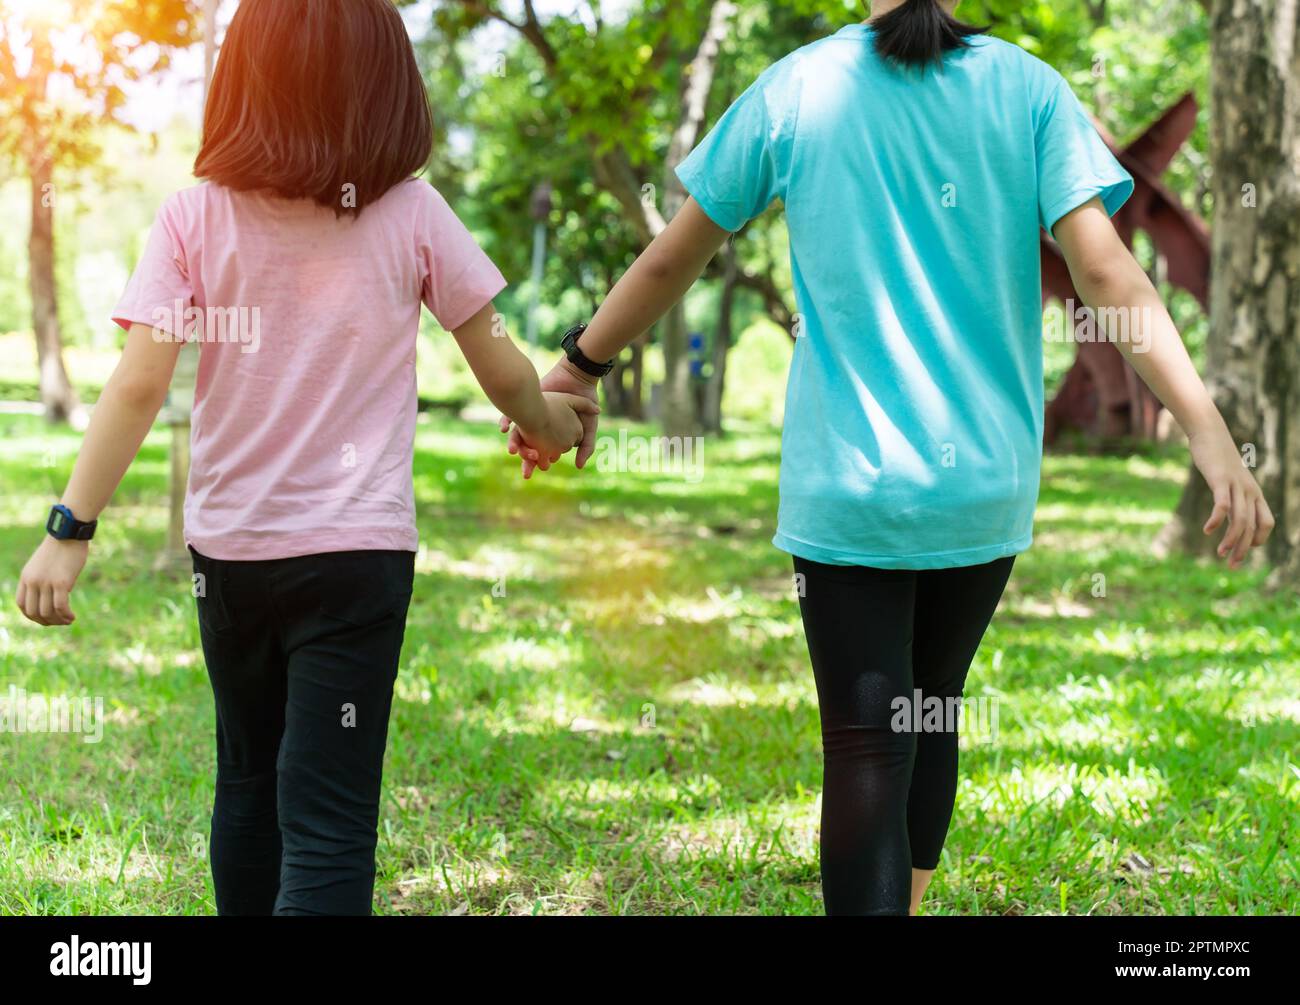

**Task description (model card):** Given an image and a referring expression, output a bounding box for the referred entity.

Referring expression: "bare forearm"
[1073,268,1225,441]
[61,381,168,520]
[453,302,551,431]
[578,198,730,362]
[479,351,550,431]
[1055,199,1227,444]
[579,249,707,361]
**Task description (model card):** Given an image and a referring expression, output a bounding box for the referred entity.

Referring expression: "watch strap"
[47,504,97,541]
[561,323,614,378]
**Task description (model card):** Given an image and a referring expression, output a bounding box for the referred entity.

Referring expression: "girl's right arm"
[1053,197,1275,567]
[502,198,732,474]
[18,322,182,626]
[452,302,598,473]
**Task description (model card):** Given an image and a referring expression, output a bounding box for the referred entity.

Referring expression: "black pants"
[190,547,414,916]
[794,554,1014,916]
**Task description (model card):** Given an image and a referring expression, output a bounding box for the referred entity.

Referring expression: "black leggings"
[794,554,1014,916]
[190,547,414,916]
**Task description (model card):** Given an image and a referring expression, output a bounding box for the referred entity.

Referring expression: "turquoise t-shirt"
[675,24,1134,569]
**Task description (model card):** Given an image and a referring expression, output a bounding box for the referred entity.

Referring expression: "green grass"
[0,411,1295,915]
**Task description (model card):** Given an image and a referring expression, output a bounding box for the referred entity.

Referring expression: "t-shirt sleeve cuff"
[435,272,508,332]
[674,162,746,233]
[1042,174,1135,234]
[110,306,182,337]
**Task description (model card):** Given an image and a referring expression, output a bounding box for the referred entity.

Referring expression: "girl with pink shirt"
[14,0,592,914]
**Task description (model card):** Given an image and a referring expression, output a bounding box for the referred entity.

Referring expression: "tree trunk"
[627,336,646,420]
[601,363,626,416]
[658,306,695,435]
[28,143,80,424]
[703,237,737,433]
[655,0,736,437]
[1160,0,1300,586]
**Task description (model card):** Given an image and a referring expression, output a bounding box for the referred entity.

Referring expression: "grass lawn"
[0,410,1295,915]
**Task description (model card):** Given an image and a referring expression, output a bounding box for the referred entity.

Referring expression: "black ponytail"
[871,0,989,68]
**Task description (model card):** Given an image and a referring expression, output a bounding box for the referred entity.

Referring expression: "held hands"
[500,360,602,479]
[1189,428,1275,568]
[502,382,600,479]
[17,536,88,626]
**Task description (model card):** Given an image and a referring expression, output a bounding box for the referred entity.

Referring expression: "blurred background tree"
[424,0,1214,432]
[0,0,197,424]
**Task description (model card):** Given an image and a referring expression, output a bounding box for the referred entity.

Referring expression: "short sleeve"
[1035,75,1135,234]
[417,184,508,331]
[675,62,796,233]
[111,194,193,337]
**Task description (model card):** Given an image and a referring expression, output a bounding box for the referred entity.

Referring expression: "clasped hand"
[498,360,602,478]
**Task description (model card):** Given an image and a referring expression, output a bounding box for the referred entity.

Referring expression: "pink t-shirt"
[112,179,506,560]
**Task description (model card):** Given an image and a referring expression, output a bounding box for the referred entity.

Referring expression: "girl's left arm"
[1054,199,1274,567]
[17,323,182,626]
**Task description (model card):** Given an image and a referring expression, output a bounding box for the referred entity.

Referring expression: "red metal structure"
[1041,93,1210,443]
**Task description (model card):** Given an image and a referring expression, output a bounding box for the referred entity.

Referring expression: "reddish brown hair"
[195,0,433,215]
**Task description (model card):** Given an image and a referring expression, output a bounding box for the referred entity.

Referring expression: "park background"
[0,0,1296,914]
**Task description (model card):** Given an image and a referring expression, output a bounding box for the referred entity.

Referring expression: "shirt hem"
[772,529,1032,570]
[185,527,419,562]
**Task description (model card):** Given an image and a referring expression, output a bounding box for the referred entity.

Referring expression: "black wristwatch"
[46,504,97,541]
[560,323,615,378]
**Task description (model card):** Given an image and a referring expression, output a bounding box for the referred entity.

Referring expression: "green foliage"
[0,1,197,170]
[0,2,200,354]
[422,0,1210,368]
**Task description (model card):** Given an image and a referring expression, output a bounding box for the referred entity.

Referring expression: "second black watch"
[47,504,97,541]
[560,323,614,378]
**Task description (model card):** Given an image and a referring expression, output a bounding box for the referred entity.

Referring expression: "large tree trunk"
[28,141,80,425]
[1161,0,1299,586]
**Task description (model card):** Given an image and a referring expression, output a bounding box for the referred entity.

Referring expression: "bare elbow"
[108,372,170,412]
[635,238,684,286]
[1054,201,1142,301]
[1076,257,1127,296]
